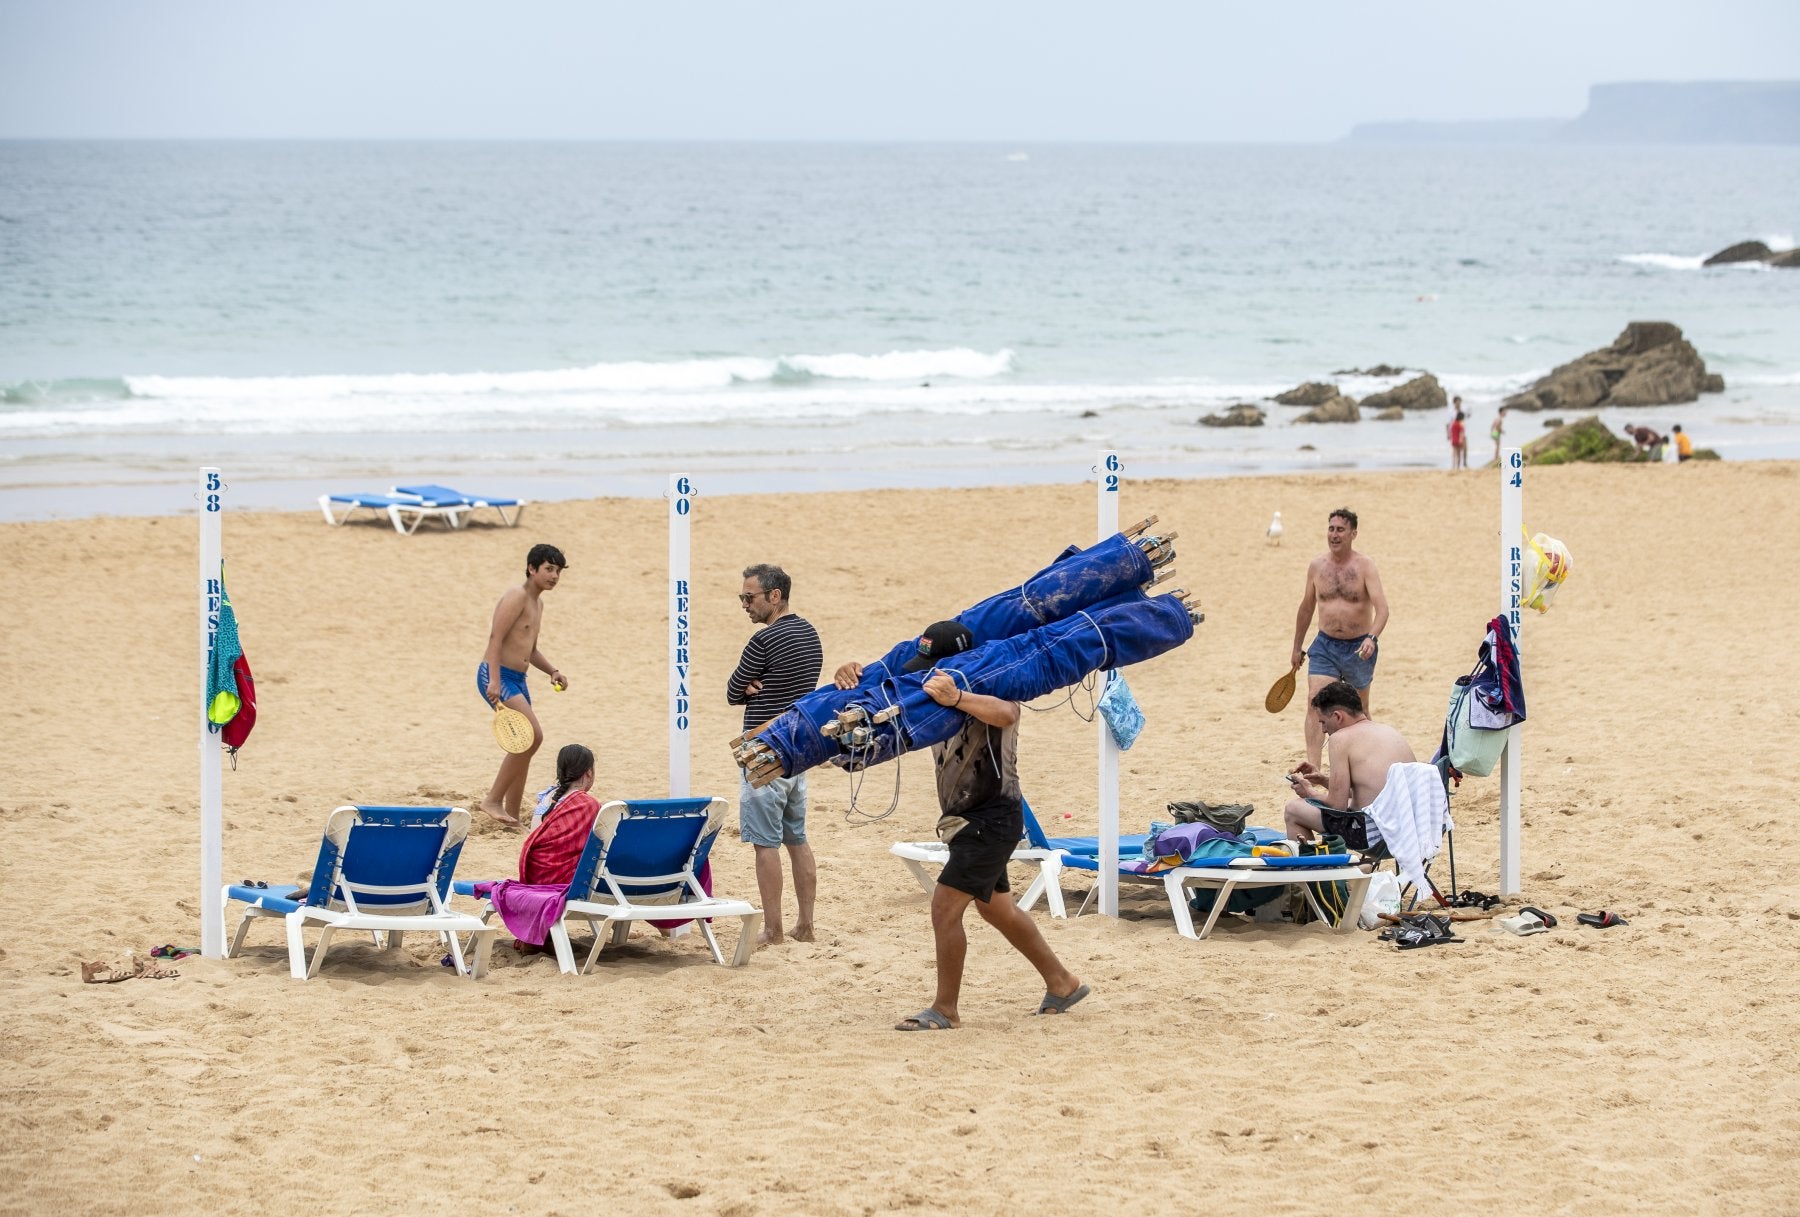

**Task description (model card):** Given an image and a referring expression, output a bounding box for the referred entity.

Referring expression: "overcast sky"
[2,0,1796,141]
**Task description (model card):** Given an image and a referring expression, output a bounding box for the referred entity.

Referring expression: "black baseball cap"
[901,620,974,673]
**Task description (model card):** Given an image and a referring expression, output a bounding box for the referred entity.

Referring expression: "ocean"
[2,140,1797,519]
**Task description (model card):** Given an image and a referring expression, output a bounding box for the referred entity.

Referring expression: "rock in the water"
[1703,240,1773,266]
[1359,373,1446,412]
[1334,364,1407,377]
[1296,394,1360,424]
[1521,415,1642,465]
[1504,322,1714,411]
[1543,417,1564,428]
[1703,373,1725,393]
[1273,381,1340,407]
[1199,403,1266,427]
[1374,406,1404,421]
[1769,249,1800,269]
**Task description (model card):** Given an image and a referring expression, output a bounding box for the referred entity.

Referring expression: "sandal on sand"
[894,1009,955,1031]
[1577,910,1628,928]
[81,956,139,984]
[1498,911,1550,936]
[1037,983,1091,1015]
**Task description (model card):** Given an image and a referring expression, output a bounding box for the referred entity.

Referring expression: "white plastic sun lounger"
[223,805,497,979]
[318,492,465,534]
[1061,852,1375,940]
[391,484,526,528]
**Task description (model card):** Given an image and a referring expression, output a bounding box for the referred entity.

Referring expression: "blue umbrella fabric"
[749,588,1193,780]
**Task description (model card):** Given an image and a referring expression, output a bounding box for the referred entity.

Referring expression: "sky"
[1,0,1796,142]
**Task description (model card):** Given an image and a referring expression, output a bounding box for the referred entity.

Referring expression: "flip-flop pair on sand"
[895,983,1091,1031]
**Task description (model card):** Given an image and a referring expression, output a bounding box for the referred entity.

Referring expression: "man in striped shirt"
[728,563,825,945]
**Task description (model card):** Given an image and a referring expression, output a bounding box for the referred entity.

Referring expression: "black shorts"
[1320,806,1371,851]
[936,804,1024,903]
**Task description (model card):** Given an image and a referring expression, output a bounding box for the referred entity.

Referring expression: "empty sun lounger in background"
[455,796,761,976]
[223,805,498,980]
[318,491,465,534]
[391,484,526,528]
[889,799,1149,919]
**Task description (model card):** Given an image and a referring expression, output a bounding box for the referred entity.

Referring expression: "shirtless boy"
[1281,680,1416,849]
[1289,507,1389,770]
[478,543,569,827]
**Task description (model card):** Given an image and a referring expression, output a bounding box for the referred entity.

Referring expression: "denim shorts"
[739,773,808,847]
[1306,632,1377,689]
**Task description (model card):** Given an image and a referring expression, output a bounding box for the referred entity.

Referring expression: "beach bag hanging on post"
[206,566,243,727]
[221,653,257,766]
[1096,671,1145,750]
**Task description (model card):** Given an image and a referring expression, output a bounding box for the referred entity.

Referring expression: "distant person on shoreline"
[1626,423,1667,462]
[727,563,824,946]
[1289,508,1389,771]
[1674,424,1694,462]
[1490,406,1508,463]
[478,544,569,827]
[1448,399,1468,470]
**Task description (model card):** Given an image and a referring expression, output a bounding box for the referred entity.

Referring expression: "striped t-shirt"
[727,613,824,732]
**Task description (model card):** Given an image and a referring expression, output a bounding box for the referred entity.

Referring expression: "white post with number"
[198,467,225,957]
[1096,451,1121,916]
[669,475,693,797]
[1498,448,1523,895]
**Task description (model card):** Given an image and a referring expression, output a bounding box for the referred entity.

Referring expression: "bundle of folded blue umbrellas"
[732,517,1199,787]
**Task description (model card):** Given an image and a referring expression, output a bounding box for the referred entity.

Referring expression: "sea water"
[2,140,1797,519]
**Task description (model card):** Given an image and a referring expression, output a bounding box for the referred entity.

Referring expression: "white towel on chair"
[1363,762,1452,893]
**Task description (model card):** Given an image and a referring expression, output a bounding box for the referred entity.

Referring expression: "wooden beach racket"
[1265,664,1300,714]
[492,703,534,754]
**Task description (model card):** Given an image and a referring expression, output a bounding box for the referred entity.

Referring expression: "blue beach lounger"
[223,805,498,980]
[391,484,526,528]
[456,797,761,976]
[318,492,465,534]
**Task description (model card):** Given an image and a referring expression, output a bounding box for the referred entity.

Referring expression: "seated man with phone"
[1281,680,1416,850]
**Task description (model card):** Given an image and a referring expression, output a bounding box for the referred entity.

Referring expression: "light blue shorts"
[739,773,808,847]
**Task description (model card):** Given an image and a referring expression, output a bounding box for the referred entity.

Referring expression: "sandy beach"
[2,461,1796,1216]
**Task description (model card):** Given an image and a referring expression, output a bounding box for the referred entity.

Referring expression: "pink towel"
[472,880,567,946]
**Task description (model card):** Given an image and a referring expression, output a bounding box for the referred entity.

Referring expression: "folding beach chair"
[391,484,527,528]
[318,492,465,534]
[457,797,761,976]
[223,805,497,980]
[888,800,1145,919]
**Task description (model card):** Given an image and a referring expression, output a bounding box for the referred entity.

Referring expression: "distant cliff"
[1343,80,1800,145]
[1559,81,1800,144]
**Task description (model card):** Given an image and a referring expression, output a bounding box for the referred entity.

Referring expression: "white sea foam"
[1619,251,1773,272]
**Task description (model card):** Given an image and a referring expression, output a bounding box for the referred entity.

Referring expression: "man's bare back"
[1327,718,1415,809]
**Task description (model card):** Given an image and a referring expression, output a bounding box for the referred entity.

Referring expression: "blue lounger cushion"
[393,483,521,507]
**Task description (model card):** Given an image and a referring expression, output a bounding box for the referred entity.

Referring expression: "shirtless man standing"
[1290,507,1389,770]
[1281,680,1415,850]
[478,543,569,826]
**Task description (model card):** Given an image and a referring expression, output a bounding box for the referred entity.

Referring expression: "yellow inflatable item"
[207,690,241,725]
[1523,529,1571,614]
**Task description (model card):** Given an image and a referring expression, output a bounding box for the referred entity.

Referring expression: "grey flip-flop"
[1037,983,1091,1015]
[895,1008,955,1031]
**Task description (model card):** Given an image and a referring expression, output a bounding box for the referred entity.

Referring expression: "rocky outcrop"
[1334,364,1408,377]
[1503,322,1723,411]
[1199,403,1266,427]
[1704,240,1773,265]
[1702,240,1800,269]
[1374,406,1404,421]
[1296,394,1360,424]
[1359,373,1446,412]
[1273,381,1340,407]
[1521,416,1642,465]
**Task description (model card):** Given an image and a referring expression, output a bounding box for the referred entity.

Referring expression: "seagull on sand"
[1266,511,1283,546]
